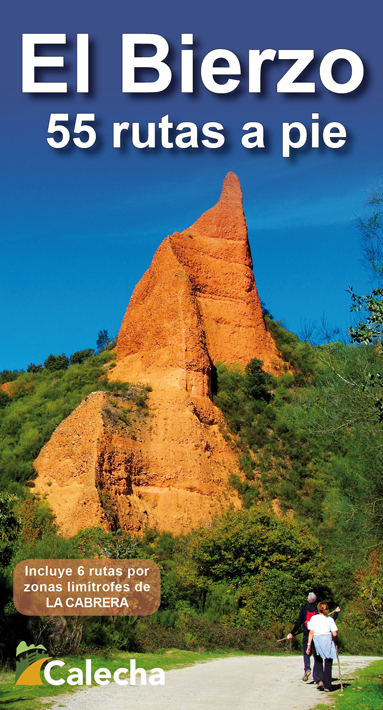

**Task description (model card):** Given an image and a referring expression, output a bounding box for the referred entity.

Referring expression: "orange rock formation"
[34,173,283,536]
[115,172,281,393]
[34,390,241,536]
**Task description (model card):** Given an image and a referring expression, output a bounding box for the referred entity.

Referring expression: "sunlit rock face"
[35,174,283,536]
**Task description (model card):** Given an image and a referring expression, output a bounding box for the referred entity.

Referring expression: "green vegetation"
[43,353,69,372]
[1,190,383,671]
[1,323,383,662]
[69,349,95,365]
[189,507,329,629]
[214,332,327,517]
[215,330,383,654]
[0,348,126,494]
[0,493,20,566]
[96,329,115,352]
[0,370,22,385]
[0,319,382,664]
[314,660,383,710]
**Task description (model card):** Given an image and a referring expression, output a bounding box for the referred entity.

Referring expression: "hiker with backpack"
[307,601,338,692]
[286,593,340,683]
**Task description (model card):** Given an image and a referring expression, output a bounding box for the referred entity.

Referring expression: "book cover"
[1,1,383,708]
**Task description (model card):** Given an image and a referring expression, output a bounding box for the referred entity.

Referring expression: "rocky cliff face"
[34,173,283,536]
[114,172,282,394]
[34,389,241,536]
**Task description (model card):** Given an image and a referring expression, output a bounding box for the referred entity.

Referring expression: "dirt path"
[48,655,381,710]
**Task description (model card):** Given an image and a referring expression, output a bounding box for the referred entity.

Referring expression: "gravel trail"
[48,655,381,710]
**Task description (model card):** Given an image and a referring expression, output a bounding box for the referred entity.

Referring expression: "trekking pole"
[277,629,304,643]
[335,645,344,693]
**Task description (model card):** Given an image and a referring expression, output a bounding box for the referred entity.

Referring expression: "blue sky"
[1,0,383,371]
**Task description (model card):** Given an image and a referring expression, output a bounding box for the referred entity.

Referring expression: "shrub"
[27,364,43,373]
[69,349,95,365]
[0,370,23,385]
[0,493,20,566]
[0,391,11,409]
[190,507,328,631]
[43,354,69,372]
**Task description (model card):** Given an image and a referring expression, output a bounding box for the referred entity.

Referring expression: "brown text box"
[13,559,160,616]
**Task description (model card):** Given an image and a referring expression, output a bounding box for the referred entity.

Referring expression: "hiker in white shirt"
[307,601,338,692]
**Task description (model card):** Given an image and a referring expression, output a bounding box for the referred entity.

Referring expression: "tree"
[244,357,273,402]
[0,390,11,409]
[355,187,383,284]
[27,363,43,373]
[43,354,69,372]
[0,370,22,385]
[96,330,111,352]
[349,187,383,350]
[0,493,20,566]
[191,507,328,630]
[347,189,383,419]
[69,348,94,365]
[349,287,383,353]
[192,506,323,586]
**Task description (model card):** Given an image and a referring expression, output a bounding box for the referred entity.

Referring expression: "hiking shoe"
[317,681,324,691]
[302,670,311,681]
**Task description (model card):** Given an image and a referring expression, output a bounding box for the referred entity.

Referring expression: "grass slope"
[315,660,383,710]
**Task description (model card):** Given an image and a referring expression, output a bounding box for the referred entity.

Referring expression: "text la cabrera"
[46,596,129,608]
[22,34,364,96]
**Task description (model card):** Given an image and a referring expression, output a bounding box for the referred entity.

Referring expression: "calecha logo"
[15,644,165,687]
[15,641,51,685]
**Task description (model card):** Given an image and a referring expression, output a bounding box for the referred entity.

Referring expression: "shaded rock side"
[115,171,282,391]
[34,390,241,537]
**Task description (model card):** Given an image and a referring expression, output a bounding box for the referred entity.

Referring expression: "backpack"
[305,609,317,629]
